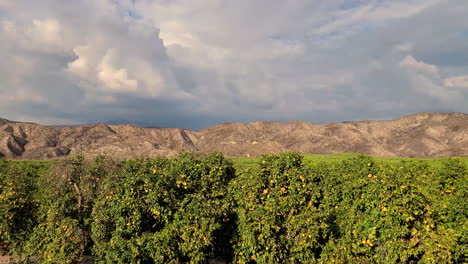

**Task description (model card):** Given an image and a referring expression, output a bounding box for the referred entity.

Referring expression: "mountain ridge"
[1,112,468,159]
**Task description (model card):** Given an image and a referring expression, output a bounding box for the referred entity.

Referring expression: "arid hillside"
[1,112,468,159]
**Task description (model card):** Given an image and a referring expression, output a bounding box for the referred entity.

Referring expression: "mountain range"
[1,112,468,159]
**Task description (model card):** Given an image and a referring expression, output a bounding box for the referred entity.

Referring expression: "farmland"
[232,153,468,170]
[1,153,467,263]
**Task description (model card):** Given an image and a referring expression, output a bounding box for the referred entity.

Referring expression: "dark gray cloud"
[0,0,467,128]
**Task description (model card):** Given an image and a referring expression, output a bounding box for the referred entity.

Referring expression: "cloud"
[444,75,468,88]
[400,55,438,74]
[97,51,139,92]
[69,47,141,93]
[395,42,413,53]
[0,0,190,116]
[0,0,467,128]
[29,19,63,46]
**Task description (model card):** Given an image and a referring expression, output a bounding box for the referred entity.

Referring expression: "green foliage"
[231,153,327,263]
[24,155,116,263]
[319,158,466,263]
[91,152,235,263]
[0,160,48,258]
[432,159,468,263]
[1,153,466,263]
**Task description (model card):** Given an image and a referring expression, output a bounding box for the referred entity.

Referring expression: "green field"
[8,153,468,171]
[231,153,468,170]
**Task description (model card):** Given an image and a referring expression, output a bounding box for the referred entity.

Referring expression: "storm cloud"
[0,0,467,129]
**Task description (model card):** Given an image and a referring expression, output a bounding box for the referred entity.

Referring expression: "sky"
[0,0,467,129]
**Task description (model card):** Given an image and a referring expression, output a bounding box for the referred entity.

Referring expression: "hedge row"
[0,153,466,263]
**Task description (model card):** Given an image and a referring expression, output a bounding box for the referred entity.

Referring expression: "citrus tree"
[91,152,235,263]
[25,156,115,263]
[321,158,465,263]
[0,160,48,260]
[432,158,467,263]
[0,153,466,263]
[231,153,329,263]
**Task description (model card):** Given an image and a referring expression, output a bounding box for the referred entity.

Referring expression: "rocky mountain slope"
[1,112,468,159]
[0,118,12,126]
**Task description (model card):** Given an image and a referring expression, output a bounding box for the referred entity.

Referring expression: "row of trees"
[0,153,466,263]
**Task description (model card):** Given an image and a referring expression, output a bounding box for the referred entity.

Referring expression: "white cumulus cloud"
[444,75,468,88]
[400,55,438,74]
